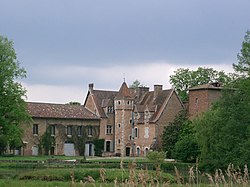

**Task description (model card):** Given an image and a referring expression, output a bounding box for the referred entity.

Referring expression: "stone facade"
[84,82,184,157]
[188,82,222,119]
[21,102,100,156]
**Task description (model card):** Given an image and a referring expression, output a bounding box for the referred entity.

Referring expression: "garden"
[0,154,249,187]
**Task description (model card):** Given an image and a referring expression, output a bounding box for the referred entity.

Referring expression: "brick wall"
[156,91,184,148]
[188,89,221,119]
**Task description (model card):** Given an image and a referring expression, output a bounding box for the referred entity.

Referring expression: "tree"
[67,101,81,105]
[162,110,187,158]
[169,67,234,101]
[0,36,30,154]
[233,30,250,77]
[173,120,199,163]
[129,80,146,88]
[194,80,250,170]
[194,31,250,170]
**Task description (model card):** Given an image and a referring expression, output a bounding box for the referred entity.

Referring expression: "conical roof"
[115,82,132,99]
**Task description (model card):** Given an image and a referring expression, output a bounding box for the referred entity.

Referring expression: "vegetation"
[0,35,31,155]
[0,156,249,186]
[40,127,55,155]
[192,31,250,170]
[162,110,199,163]
[162,110,188,158]
[129,80,146,88]
[173,120,199,163]
[233,30,250,77]
[169,67,235,101]
[93,139,105,156]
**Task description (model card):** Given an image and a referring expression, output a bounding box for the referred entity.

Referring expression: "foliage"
[162,110,188,158]
[40,127,55,155]
[129,80,146,88]
[0,36,31,154]
[67,101,81,105]
[169,67,235,101]
[93,139,104,156]
[233,30,250,77]
[146,151,165,164]
[173,121,199,163]
[194,78,250,170]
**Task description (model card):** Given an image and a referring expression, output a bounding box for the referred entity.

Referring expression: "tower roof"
[116,82,132,99]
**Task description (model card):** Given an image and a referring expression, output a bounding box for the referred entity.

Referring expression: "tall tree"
[129,80,146,88]
[0,36,30,154]
[194,79,250,170]
[169,67,234,101]
[194,31,250,170]
[233,30,250,77]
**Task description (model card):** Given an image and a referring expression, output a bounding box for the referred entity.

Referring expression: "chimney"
[154,85,162,99]
[89,83,94,93]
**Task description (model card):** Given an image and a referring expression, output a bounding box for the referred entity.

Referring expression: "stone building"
[22,102,100,156]
[84,82,184,157]
[188,82,223,119]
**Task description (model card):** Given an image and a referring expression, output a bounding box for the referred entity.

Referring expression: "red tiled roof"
[27,102,100,120]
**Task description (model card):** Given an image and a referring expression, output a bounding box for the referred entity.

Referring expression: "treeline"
[162,30,250,171]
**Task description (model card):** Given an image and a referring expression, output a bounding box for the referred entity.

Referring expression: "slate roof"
[27,102,100,120]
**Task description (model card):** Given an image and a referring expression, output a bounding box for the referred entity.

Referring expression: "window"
[134,128,139,138]
[127,101,130,105]
[195,97,199,104]
[77,126,83,136]
[118,123,121,128]
[107,106,114,113]
[33,124,38,135]
[106,125,112,134]
[67,126,73,136]
[88,126,93,136]
[118,139,121,144]
[50,125,55,136]
[118,101,121,105]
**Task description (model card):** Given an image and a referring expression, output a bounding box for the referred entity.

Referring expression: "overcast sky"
[1,0,250,104]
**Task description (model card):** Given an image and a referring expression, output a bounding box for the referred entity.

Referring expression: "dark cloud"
[1,0,249,76]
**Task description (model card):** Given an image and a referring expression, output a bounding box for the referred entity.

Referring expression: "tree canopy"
[193,31,250,170]
[169,67,235,101]
[0,36,30,154]
[129,80,146,88]
[233,30,250,77]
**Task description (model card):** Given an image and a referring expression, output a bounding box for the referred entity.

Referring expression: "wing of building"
[84,82,184,157]
[21,102,100,156]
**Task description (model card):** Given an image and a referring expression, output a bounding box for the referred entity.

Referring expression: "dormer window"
[107,106,114,113]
